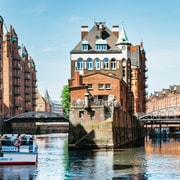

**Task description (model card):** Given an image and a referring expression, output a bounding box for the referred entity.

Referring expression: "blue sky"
[1,0,180,100]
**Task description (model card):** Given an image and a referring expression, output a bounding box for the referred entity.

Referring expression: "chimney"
[112,25,119,37]
[74,71,81,86]
[81,26,88,39]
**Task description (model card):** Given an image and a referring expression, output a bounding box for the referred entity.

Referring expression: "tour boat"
[0,134,38,165]
[173,130,180,138]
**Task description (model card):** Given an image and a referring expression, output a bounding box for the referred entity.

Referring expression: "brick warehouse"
[68,22,147,149]
[0,16,37,133]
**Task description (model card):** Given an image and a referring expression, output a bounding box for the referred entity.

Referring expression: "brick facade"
[68,22,146,149]
[0,16,38,132]
[146,85,180,113]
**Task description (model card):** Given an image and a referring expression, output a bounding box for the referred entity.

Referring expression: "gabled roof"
[71,22,120,52]
[44,89,51,103]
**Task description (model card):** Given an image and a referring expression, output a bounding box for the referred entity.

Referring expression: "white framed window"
[87,58,92,70]
[95,39,107,51]
[111,59,116,70]
[103,58,109,69]
[105,84,111,89]
[82,44,88,51]
[77,58,83,70]
[94,58,100,70]
[88,84,93,89]
[98,84,104,89]
[95,44,107,51]
[81,40,89,51]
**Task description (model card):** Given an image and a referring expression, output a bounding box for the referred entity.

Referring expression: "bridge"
[138,106,180,125]
[138,106,180,136]
[3,111,69,134]
[138,106,180,137]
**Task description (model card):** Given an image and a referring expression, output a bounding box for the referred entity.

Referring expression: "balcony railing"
[71,99,120,107]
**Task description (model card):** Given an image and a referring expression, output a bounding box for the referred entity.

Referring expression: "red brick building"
[146,85,180,113]
[0,16,38,132]
[68,22,147,148]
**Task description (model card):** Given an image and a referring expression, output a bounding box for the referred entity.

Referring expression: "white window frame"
[77,58,83,70]
[98,84,104,89]
[111,59,116,70]
[105,83,111,89]
[87,58,92,70]
[88,84,93,89]
[94,58,100,70]
[103,58,109,69]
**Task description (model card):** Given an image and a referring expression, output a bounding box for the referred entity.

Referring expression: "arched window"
[111,59,116,70]
[94,58,100,70]
[103,58,109,69]
[87,58,92,70]
[77,58,83,70]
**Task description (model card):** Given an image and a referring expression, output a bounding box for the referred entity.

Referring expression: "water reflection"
[112,173,148,180]
[0,165,37,179]
[0,134,179,179]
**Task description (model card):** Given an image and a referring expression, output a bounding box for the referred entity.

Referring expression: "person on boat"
[2,135,11,146]
[29,136,34,152]
[29,136,34,145]
[10,134,15,145]
[21,134,27,145]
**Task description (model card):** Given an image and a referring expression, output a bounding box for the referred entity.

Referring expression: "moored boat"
[0,134,38,165]
[173,130,180,138]
[149,127,169,139]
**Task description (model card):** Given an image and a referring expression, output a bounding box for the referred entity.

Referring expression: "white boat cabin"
[0,134,37,153]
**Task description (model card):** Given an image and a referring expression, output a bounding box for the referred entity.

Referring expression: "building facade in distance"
[51,100,63,116]
[36,89,63,115]
[146,85,180,113]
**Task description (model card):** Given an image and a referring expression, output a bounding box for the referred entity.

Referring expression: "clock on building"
[122,45,126,51]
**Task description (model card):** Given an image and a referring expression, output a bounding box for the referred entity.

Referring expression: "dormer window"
[95,39,107,51]
[81,40,89,51]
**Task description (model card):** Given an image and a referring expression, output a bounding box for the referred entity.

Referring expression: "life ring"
[13,138,21,147]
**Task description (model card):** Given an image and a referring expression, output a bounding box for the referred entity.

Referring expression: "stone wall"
[68,106,145,149]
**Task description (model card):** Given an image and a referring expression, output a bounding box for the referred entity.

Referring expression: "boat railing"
[0,135,37,153]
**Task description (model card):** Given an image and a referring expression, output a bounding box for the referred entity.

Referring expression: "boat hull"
[0,152,38,165]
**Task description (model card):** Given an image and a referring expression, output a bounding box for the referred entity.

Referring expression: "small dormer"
[81,40,89,51]
[95,38,107,51]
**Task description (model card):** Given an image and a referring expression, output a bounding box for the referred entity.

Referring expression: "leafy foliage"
[61,85,70,118]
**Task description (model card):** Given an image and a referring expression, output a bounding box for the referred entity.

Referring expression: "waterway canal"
[0,133,179,179]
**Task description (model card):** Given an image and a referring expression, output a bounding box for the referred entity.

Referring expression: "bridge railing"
[138,106,180,121]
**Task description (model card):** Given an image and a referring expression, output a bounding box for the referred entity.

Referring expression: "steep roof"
[116,26,130,45]
[44,89,51,103]
[71,22,120,52]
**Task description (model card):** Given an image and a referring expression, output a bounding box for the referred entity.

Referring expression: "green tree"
[61,85,70,118]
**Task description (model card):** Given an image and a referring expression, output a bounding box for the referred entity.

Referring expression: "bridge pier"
[159,121,162,138]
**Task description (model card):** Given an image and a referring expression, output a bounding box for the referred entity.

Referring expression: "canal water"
[0,133,179,180]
